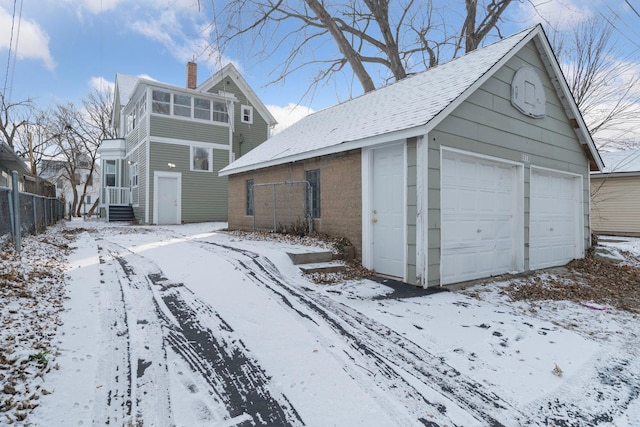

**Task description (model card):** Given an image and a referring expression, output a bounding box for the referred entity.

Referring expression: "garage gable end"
[427,40,594,286]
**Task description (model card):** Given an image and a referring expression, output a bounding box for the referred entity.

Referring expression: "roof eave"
[219,125,428,176]
[531,31,604,172]
[198,64,277,127]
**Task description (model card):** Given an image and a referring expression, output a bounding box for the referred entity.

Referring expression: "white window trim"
[241,104,253,124]
[190,146,213,172]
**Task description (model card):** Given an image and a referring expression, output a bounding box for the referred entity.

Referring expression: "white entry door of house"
[371,144,405,278]
[441,150,522,285]
[154,172,181,225]
[529,168,582,270]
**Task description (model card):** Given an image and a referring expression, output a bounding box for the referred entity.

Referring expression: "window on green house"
[194,97,211,120]
[130,162,138,187]
[191,146,212,172]
[241,104,253,124]
[212,101,228,123]
[152,90,170,115]
[174,94,191,117]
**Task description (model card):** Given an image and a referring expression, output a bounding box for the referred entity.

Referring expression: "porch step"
[108,205,135,222]
[299,262,347,275]
[287,251,333,265]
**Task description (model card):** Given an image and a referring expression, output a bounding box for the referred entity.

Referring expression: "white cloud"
[515,0,594,31]
[0,6,55,70]
[267,103,314,134]
[90,76,114,94]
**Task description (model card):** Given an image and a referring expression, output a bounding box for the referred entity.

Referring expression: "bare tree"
[0,93,33,150]
[40,88,114,217]
[550,16,640,149]
[213,0,513,95]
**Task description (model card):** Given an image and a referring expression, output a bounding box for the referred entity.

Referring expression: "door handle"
[372,218,378,223]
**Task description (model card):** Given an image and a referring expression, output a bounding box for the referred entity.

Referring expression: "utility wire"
[3,0,18,102]
[7,0,25,103]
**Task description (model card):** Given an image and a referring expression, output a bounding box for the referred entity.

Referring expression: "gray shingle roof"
[220,26,539,175]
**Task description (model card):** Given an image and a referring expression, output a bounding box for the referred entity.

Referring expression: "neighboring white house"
[221,24,603,288]
[591,148,640,236]
[39,153,100,215]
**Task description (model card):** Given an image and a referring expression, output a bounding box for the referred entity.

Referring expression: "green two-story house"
[98,63,276,224]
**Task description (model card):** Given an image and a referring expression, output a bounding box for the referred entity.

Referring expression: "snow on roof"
[220,26,539,176]
[115,73,140,107]
[596,149,640,173]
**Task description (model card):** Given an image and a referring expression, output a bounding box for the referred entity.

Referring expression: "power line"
[3,0,18,101]
[7,0,25,103]
[624,0,640,19]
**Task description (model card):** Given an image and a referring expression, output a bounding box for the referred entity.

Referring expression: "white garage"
[440,150,524,285]
[529,168,583,270]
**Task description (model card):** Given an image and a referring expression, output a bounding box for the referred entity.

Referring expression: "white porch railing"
[105,187,130,206]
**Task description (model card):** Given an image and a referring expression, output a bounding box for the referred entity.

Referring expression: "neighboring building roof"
[198,63,277,127]
[592,148,640,175]
[0,141,30,174]
[220,24,603,176]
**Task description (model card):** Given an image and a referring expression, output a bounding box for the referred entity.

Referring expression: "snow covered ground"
[1,220,639,426]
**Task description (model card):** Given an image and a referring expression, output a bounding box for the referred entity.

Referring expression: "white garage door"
[530,169,582,270]
[441,151,522,285]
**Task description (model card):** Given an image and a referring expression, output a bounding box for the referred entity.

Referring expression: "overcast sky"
[1,0,639,133]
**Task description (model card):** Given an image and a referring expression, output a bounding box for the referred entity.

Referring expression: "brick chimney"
[186,61,197,89]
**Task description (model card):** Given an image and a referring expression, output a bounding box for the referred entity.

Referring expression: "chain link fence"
[1,171,65,252]
[252,181,313,234]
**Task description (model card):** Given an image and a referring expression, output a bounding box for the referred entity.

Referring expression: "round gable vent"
[511,66,546,118]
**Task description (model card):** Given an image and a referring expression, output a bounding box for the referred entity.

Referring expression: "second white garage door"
[441,150,523,285]
[529,168,583,270]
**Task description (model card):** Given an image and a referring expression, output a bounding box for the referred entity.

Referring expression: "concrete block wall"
[228,149,363,257]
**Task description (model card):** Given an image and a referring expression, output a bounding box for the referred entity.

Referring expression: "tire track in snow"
[195,240,530,427]
[92,241,134,426]
[95,234,304,426]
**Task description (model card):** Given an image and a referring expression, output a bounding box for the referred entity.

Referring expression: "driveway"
[10,221,640,426]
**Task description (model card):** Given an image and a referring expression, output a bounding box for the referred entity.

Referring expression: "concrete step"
[287,251,333,265]
[299,261,347,274]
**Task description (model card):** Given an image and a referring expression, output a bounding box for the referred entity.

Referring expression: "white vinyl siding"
[591,175,640,235]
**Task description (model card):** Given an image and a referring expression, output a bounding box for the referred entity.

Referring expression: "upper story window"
[126,109,136,134]
[241,105,253,124]
[152,90,171,115]
[213,101,228,123]
[150,89,228,123]
[138,92,147,118]
[194,97,211,120]
[174,94,191,117]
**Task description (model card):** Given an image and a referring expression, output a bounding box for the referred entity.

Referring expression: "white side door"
[154,172,181,225]
[370,144,406,278]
